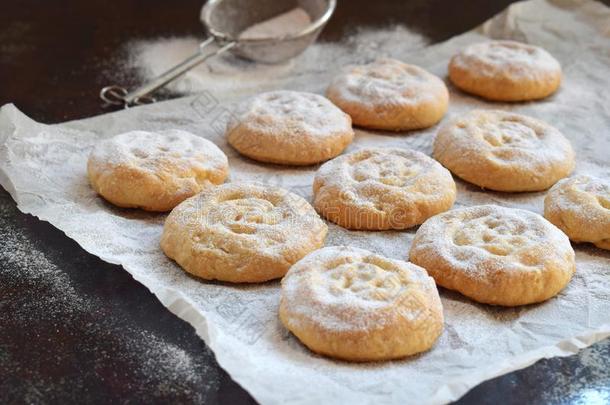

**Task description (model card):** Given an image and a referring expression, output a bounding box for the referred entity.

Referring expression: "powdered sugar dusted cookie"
[410,205,575,306]
[544,175,610,250]
[326,58,449,131]
[313,148,456,230]
[433,110,574,192]
[161,182,327,283]
[226,90,354,165]
[280,246,444,361]
[88,130,229,212]
[449,40,562,101]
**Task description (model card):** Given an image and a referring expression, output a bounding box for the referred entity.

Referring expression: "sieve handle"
[100,38,236,107]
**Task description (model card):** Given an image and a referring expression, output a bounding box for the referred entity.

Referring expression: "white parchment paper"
[1,1,610,403]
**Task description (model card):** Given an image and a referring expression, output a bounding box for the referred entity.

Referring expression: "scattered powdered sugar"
[0,206,92,317]
[239,8,312,40]
[120,25,428,96]
[133,330,214,396]
[531,337,610,404]
[0,194,221,402]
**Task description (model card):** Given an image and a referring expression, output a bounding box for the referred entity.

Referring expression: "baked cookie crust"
[313,147,456,230]
[280,246,444,361]
[161,182,328,283]
[410,205,575,306]
[433,110,574,192]
[448,40,562,101]
[326,58,449,131]
[226,90,354,165]
[545,175,610,250]
[88,129,229,212]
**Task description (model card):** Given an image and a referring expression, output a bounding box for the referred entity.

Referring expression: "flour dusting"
[0,195,221,402]
[239,8,312,40]
[122,26,428,96]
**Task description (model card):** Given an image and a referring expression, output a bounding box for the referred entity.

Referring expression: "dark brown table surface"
[1,1,609,404]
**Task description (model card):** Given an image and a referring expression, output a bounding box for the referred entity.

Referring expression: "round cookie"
[409,205,575,306]
[88,130,229,212]
[161,182,328,283]
[225,90,354,165]
[279,246,444,362]
[544,175,610,250]
[313,147,456,230]
[433,109,574,192]
[326,58,449,131]
[448,40,562,101]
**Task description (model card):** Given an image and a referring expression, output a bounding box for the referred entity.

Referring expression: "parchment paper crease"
[1,0,609,403]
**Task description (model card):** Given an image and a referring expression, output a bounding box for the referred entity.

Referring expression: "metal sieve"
[100,0,336,106]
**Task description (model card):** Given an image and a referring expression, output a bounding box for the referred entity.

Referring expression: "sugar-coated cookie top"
[315,147,453,207]
[545,175,610,246]
[548,175,610,212]
[281,246,437,331]
[436,110,573,171]
[450,40,561,78]
[166,182,326,253]
[89,129,228,174]
[226,90,352,138]
[328,58,447,106]
[411,205,574,278]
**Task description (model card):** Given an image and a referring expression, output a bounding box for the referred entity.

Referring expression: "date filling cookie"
[448,40,562,101]
[161,182,328,283]
[88,129,229,212]
[313,147,456,230]
[433,110,574,192]
[326,58,449,131]
[226,90,354,165]
[279,246,444,362]
[545,175,610,250]
[409,205,575,306]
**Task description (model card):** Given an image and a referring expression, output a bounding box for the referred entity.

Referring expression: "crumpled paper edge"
[2,98,610,405]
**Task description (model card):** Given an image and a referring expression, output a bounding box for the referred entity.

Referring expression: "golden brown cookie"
[88,130,229,212]
[313,147,456,230]
[326,58,449,131]
[448,40,562,101]
[161,182,328,283]
[409,205,575,306]
[433,110,574,192]
[226,90,354,165]
[279,246,444,362]
[544,175,610,250]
